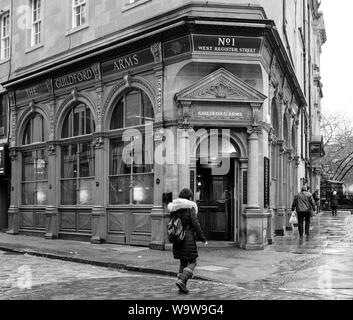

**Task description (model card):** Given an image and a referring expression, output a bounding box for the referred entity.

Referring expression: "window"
[0,94,8,136]
[31,0,42,46]
[72,0,87,28]
[110,90,153,130]
[1,11,10,60]
[21,113,49,205]
[109,89,154,205]
[60,103,95,205]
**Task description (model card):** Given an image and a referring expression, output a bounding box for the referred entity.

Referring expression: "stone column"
[247,128,260,209]
[150,127,167,250]
[45,144,58,239]
[275,141,285,236]
[91,136,105,244]
[242,126,270,250]
[7,148,19,235]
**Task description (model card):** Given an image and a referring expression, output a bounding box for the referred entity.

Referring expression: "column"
[150,127,167,250]
[247,129,260,209]
[242,126,269,250]
[275,141,285,236]
[45,144,58,239]
[91,136,105,244]
[7,149,19,235]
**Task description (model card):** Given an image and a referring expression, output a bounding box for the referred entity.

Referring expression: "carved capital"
[9,148,17,161]
[47,144,56,156]
[123,73,132,88]
[94,136,104,149]
[150,42,162,63]
[71,87,79,102]
[91,63,102,80]
[247,125,262,137]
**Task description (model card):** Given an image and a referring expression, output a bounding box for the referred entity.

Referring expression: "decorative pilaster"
[91,135,105,244]
[7,148,19,235]
[45,143,58,239]
[150,127,167,250]
[242,126,270,250]
[275,140,285,236]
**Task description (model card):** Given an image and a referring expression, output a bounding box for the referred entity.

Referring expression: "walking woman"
[167,188,208,294]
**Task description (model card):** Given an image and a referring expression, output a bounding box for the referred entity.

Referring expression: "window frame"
[108,89,155,206]
[30,0,42,47]
[0,11,10,60]
[20,113,49,206]
[21,148,48,206]
[72,0,87,29]
[59,103,96,206]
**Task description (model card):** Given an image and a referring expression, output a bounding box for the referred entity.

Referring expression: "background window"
[0,11,10,60]
[22,113,48,145]
[72,0,87,28]
[31,0,42,46]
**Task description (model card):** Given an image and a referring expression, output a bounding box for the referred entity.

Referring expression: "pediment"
[176,68,267,104]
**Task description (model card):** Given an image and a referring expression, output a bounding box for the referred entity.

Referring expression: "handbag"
[289,211,298,224]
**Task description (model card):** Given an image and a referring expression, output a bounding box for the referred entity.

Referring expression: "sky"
[320,0,353,121]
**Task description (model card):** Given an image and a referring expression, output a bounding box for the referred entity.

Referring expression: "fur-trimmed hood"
[167,198,198,214]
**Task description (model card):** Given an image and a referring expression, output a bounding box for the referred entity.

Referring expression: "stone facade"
[0,1,326,250]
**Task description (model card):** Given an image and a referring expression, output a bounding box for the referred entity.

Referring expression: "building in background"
[0,0,326,249]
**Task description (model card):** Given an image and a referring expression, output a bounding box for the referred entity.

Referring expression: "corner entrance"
[196,161,235,241]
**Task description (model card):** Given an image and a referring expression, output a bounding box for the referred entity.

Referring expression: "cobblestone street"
[0,250,332,300]
[1,211,353,300]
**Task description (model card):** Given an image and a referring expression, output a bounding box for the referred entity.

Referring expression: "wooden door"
[196,166,233,241]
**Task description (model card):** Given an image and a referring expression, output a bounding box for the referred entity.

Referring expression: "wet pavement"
[0,211,353,300]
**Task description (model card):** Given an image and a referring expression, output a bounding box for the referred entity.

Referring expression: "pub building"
[3,5,311,250]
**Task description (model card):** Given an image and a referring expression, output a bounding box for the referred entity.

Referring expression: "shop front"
[5,6,305,250]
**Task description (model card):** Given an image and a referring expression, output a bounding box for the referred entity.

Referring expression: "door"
[196,162,234,241]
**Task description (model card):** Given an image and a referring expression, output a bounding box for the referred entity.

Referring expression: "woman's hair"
[179,188,193,200]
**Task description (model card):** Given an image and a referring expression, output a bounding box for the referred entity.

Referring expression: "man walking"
[292,186,317,240]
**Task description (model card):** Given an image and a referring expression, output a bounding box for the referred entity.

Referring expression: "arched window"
[109,89,154,205]
[60,103,95,205]
[292,125,296,151]
[283,115,289,146]
[271,99,279,137]
[21,113,49,206]
[110,89,154,130]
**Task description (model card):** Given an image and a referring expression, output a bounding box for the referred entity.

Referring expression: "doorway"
[196,159,235,241]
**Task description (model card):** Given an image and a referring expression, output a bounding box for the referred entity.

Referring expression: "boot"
[176,267,193,294]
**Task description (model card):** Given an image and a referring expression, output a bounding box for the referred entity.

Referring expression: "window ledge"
[122,0,152,13]
[0,57,10,65]
[65,24,89,37]
[25,44,44,54]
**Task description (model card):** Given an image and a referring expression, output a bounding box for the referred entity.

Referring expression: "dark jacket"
[331,194,338,207]
[168,198,207,261]
[292,191,316,213]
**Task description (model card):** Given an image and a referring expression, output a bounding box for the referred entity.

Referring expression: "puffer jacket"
[291,191,316,213]
[167,198,207,261]
[331,194,338,207]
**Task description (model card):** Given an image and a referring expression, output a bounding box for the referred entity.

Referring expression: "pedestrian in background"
[292,186,317,240]
[167,188,208,294]
[313,189,320,214]
[331,190,338,216]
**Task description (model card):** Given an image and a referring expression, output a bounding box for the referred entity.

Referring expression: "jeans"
[179,259,197,273]
[297,212,311,237]
[331,206,337,216]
